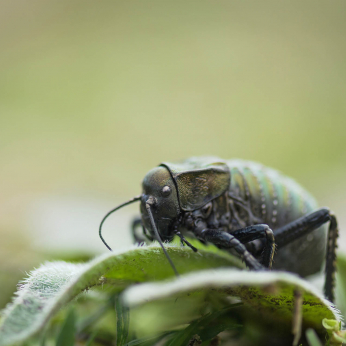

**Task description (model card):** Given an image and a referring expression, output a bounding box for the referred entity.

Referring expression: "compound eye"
[161,185,172,197]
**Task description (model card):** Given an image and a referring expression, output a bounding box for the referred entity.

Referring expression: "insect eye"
[161,185,172,197]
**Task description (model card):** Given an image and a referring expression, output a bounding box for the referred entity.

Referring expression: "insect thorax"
[180,159,319,235]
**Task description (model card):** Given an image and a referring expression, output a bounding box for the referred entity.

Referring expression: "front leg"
[131,217,153,244]
[232,224,275,269]
[199,229,264,271]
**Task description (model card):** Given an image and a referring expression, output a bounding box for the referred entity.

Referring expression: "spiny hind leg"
[274,208,338,302]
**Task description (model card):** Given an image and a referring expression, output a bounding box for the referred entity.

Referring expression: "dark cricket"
[99,156,338,302]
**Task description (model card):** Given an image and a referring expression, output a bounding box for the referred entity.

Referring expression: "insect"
[99,157,338,302]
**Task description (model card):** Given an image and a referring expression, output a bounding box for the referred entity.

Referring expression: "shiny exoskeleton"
[99,157,338,302]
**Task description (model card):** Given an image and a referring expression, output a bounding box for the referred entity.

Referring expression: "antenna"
[99,195,142,251]
[146,196,179,277]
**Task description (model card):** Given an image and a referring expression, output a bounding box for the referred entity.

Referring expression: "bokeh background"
[1,0,345,309]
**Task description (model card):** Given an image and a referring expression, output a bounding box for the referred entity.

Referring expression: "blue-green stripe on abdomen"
[227,160,318,229]
[227,159,326,277]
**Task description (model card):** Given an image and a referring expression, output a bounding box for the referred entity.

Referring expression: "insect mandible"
[99,157,338,302]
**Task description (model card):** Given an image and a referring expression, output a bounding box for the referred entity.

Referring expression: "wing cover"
[161,157,230,211]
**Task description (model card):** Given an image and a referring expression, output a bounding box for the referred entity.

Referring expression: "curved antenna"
[146,196,179,277]
[99,195,142,251]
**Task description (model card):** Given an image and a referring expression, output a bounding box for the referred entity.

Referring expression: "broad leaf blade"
[0,243,240,346]
[123,269,341,341]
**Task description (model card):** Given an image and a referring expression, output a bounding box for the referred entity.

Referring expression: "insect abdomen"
[227,160,326,277]
[227,159,317,229]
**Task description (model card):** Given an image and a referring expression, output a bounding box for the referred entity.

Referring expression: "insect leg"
[199,229,264,270]
[131,217,153,244]
[131,217,142,243]
[274,208,338,302]
[175,231,198,252]
[231,224,275,269]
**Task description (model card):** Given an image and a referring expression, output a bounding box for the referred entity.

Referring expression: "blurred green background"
[0,0,345,309]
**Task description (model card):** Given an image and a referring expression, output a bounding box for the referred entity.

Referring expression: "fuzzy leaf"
[122,269,341,341]
[0,242,241,346]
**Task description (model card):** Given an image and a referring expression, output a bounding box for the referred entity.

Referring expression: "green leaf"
[0,242,240,346]
[331,331,346,344]
[165,304,242,346]
[124,332,175,346]
[336,254,346,318]
[76,298,111,333]
[322,318,346,345]
[322,318,340,331]
[306,329,323,346]
[116,295,129,345]
[122,269,341,341]
[85,331,98,346]
[56,309,76,346]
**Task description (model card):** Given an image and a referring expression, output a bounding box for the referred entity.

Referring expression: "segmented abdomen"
[227,160,317,229]
[226,160,326,277]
